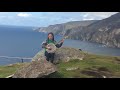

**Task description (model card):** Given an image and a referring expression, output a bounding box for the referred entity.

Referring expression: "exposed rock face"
[13,59,57,78]
[32,47,85,64]
[65,12,120,48]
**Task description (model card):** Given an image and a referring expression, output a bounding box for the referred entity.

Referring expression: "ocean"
[0,25,120,65]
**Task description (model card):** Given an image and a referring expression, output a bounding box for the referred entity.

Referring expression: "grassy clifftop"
[0,63,27,78]
[0,53,120,78]
[47,54,120,78]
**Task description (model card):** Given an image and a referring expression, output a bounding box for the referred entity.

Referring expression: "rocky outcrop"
[12,59,57,78]
[32,47,85,64]
[12,47,85,78]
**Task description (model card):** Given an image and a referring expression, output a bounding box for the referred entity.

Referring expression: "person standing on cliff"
[42,32,64,63]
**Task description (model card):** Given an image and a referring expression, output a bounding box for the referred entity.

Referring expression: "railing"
[0,56,32,63]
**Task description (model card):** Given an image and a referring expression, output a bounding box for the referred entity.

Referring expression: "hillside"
[35,12,120,48]
[0,47,120,78]
[67,12,120,48]
[35,20,97,35]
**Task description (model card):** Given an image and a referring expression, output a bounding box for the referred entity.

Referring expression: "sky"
[0,12,118,27]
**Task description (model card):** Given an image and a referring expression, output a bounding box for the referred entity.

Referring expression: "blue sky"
[0,12,117,27]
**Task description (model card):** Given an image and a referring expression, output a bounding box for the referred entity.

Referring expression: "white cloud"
[82,12,118,19]
[81,12,118,21]
[83,14,89,18]
[17,13,32,17]
[83,18,94,20]
[90,12,117,18]
[68,18,78,21]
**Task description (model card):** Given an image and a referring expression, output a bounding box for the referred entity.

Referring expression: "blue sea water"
[0,25,120,65]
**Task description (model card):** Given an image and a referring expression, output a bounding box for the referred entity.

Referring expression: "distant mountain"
[67,12,120,48]
[36,12,120,48]
[35,20,98,35]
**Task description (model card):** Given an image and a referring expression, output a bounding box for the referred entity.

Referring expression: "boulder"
[13,59,57,78]
[32,47,85,64]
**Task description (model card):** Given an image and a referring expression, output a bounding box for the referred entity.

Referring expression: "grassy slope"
[47,54,120,78]
[0,63,27,78]
[0,53,120,78]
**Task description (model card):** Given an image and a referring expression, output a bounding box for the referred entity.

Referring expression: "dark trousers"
[45,51,55,63]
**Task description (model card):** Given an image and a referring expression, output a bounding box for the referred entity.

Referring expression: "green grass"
[0,63,28,78]
[0,53,120,78]
[47,53,120,78]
